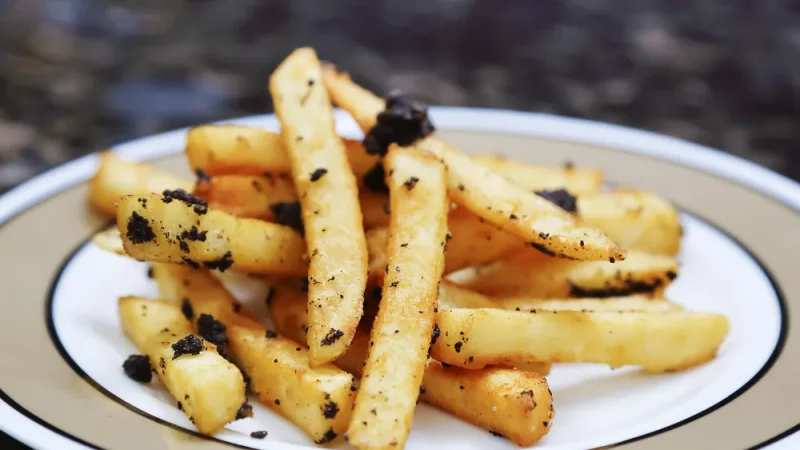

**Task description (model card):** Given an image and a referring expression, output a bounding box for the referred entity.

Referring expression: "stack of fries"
[89,47,729,448]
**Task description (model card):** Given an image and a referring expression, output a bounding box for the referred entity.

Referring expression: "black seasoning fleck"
[315,428,338,445]
[323,401,339,419]
[195,168,210,181]
[171,335,204,359]
[180,226,207,242]
[563,160,575,170]
[270,202,304,235]
[350,384,358,392]
[265,330,278,339]
[126,211,156,244]
[489,430,505,438]
[197,314,228,358]
[179,240,190,253]
[390,281,399,288]
[300,278,309,292]
[177,401,183,411]
[419,385,426,395]
[362,162,389,193]
[146,265,154,279]
[610,257,616,263]
[400,243,408,248]
[454,342,463,353]
[535,189,578,213]
[459,385,465,390]
[457,183,465,191]
[181,298,193,320]
[321,328,344,346]
[274,399,280,406]
[182,257,200,269]
[310,168,328,182]
[236,402,253,420]
[203,251,234,272]
[162,189,208,215]
[568,279,664,298]
[122,355,152,383]
[363,90,435,156]
[666,270,678,280]
[430,324,440,345]
[250,431,267,439]
[403,176,419,190]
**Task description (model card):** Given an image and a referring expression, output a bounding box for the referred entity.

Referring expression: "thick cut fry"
[349,148,449,449]
[471,154,604,195]
[322,64,624,262]
[89,152,192,218]
[422,361,554,446]
[186,124,291,175]
[118,296,245,435]
[580,190,682,255]
[193,174,297,220]
[229,325,355,444]
[116,193,307,276]
[186,124,378,179]
[151,264,356,443]
[268,281,554,446]
[437,280,683,312]
[431,308,729,371]
[270,48,368,366]
[458,249,678,298]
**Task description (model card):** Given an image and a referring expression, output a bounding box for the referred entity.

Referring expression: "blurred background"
[1,0,799,194]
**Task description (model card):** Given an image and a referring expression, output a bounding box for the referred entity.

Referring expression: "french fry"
[348,147,449,449]
[268,281,554,446]
[270,47,368,366]
[229,326,355,444]
[457,249,678,298]
[431,308,729,371]
[116,193,307,276]
[193,174,297,220]
[422,361,554,446]
[150,264,356,443]
[322,64,625,262]
[118,296,246,435]
[187,124,379,178]
[89,152,192,218]
[437,280,683,312]
[186,125,291,176]
[579,190,682,255]
[471,154,604,195]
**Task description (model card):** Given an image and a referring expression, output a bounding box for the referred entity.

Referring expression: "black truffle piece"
[535,189,578,213]
[362,162,389,194]
[171,335,204,359]
[270,202,304,235]
[123,354,152,382]
[363,90,435,156]
[126,212,155,244]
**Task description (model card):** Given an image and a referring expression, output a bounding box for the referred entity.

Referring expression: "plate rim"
[2,107,799,450]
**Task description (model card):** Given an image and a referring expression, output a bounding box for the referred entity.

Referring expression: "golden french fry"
[186,124,379,179]
[437,280,683,312]
[151,264,356,443]
[116,193,307,276]
[89,151,192,218]
[186,124,291,176]
[270,47,369,366]
[91,226,126,256]
[322,64,624,262]
[457,249,678,298]
[118,296,246,435]
[431,308,729,371]
[349,147,449,449]
[422,361,554,446]
[580,190,682,255]
[193,174,297,220]
[268,280,554,446]
[471,153,604,195]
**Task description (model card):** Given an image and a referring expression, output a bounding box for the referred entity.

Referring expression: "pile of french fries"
[88,47,729,448]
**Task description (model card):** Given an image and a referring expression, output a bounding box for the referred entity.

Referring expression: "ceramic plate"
[1,108,799,450]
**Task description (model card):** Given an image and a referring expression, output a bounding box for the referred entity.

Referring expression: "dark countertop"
[1,0,799,194]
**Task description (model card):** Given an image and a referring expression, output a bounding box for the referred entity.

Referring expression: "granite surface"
[1,0,799,194]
